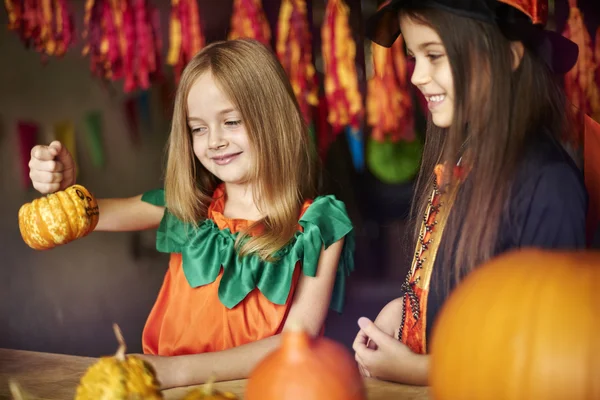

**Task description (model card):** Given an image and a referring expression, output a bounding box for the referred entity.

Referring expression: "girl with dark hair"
[353,0,588,385]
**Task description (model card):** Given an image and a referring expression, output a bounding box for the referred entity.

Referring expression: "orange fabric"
[499,0,548,25]
[584,115,600,245]
[142,186,313,356]
[401,192,440,354]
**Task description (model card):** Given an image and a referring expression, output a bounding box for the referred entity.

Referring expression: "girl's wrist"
[410,352,430,386]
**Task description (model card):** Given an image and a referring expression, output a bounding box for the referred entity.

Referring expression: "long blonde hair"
[164,39,317,260]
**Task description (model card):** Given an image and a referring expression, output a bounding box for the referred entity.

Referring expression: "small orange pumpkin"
[18,184,99,250]
[430,249,600,400]
[245,323,366,400]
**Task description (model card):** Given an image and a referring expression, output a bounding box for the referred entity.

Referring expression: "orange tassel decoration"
[321,0,363,133]
[228,0,271,46]
[367,37,415,143]
[562,0,600,145]
[4,0,75,58]
[276,0,318,123]
[82,0,163,92]
[167,0,205,83]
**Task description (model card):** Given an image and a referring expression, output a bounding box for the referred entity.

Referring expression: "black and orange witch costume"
[365,0,599,354]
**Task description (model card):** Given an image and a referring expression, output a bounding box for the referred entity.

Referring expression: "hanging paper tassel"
[4,0,75,59]
[167,0,205,83]
[346,126,365,171]
[228,0,271,46]
[562,0,600,146]
[17,121,39,189]
[84,111,105,168]
[367,38,415,143]
[276,0,318,124]
[82,0,162,92]
[321,0,364,170]
[54,121,78,177]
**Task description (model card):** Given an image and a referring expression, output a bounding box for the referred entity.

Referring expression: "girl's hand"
[352,297,404,376]
[29,140,76,194]
[353,317,428,385]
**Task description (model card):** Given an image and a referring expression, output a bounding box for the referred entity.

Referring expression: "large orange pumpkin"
[18,184,99,250]
[429,249,600,400]
[245,324,366,400]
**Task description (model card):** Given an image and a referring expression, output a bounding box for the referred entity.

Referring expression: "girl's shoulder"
[506,135,588,248]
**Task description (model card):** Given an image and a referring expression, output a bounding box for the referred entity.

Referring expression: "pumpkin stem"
[8,380,26,400]
[285,319,304,333]
[282,320,310,359]
[112,323,127,361]
[203,374,217,395]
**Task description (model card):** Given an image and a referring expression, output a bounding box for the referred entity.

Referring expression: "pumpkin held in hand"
[429,249,600,400]
[75,324,163,400]
[245,323,366,400]
[18,184,99,250]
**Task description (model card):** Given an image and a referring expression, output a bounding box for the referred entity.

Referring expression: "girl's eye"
[225,120,242,127]
[190,127,207,135]
[427,53,443,61]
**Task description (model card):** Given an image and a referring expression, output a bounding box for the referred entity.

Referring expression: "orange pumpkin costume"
[140,184,354,356]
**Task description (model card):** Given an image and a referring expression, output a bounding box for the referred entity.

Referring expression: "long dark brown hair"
[403,8,572,289]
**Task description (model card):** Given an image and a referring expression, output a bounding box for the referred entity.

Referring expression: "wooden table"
[0,348,430,399]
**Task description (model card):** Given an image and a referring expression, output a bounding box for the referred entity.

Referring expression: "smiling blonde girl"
[28,39,355,389]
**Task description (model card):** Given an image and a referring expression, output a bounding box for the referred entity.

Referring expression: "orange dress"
[140,185,354,356]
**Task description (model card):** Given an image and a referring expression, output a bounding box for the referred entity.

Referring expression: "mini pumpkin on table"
[75,324,162,400]
[245,322,367,400]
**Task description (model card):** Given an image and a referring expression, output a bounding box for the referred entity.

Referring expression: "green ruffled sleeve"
[141,190,355,313]
[296,196,355,313]
[141,189,191,253]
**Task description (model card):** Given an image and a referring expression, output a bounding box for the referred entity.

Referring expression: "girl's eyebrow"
[218,108,236,115]
[407,41,444,54]
[188,108,237,122]
[419,41,443,49]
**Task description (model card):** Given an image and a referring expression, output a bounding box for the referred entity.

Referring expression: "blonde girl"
[28,39,354,389]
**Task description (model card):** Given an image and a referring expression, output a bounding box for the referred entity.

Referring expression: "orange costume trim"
[398,164,465,353]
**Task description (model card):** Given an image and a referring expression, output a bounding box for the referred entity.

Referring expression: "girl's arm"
[95,197,163,232]
[354,317,429,385]
[29,141,164,232]
[141,238,345,389]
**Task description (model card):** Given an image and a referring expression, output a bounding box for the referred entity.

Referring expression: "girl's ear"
[510,41,525,71]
